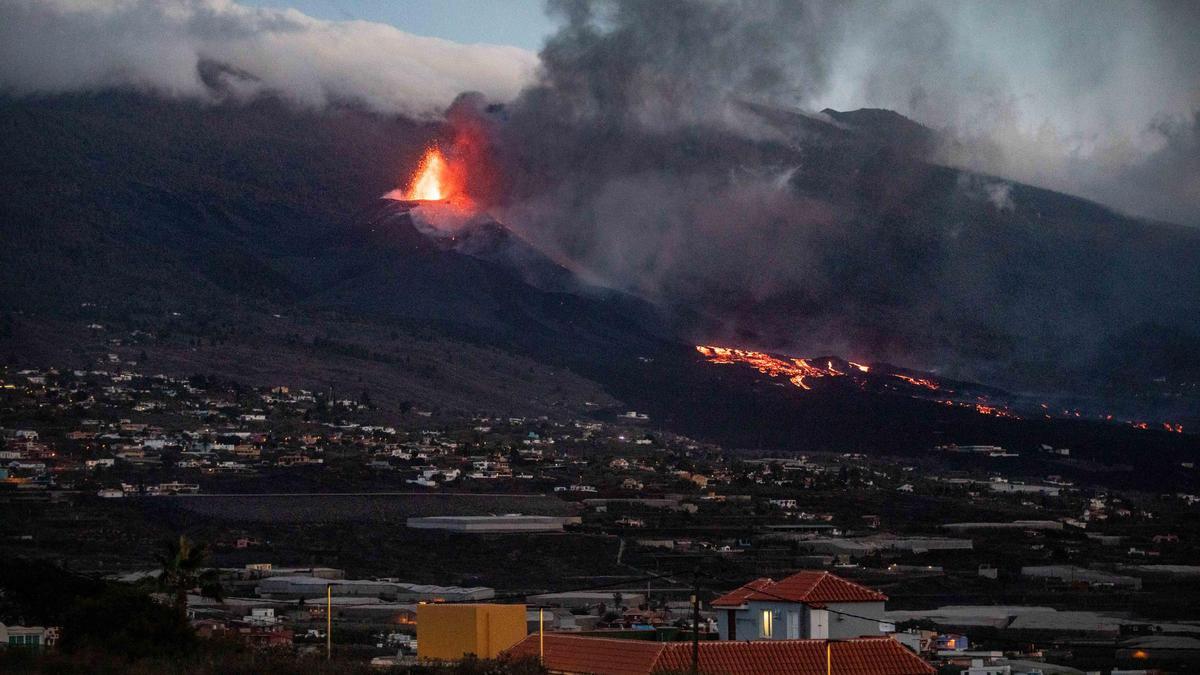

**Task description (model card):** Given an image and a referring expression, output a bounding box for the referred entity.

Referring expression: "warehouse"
[255,575,494,602]
[406,514,577,533]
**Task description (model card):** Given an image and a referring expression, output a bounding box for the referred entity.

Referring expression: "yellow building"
[417,603,527,661]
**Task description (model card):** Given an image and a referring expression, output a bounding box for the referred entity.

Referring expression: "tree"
[155,535,222,618]
[60,586,195,660]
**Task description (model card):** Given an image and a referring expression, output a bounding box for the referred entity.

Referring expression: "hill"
[0,92,1197,484]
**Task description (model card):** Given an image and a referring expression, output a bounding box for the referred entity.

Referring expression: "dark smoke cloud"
[824,0,1200,225]
[3,0,1197,384]
[459,0,1200,384]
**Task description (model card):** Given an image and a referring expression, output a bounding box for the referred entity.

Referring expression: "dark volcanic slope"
[664,105,1200,394]
[0,93,1197,485]
[0,93,659,415]
[0,93,662,359]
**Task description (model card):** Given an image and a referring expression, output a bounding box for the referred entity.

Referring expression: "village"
[3,358,1200,674]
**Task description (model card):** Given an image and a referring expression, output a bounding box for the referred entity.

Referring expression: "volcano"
[0,92,1197,490]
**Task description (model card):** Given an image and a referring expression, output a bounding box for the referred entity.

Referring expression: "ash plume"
[455,0,1200,385]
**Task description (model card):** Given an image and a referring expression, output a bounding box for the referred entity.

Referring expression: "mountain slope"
[0,92,1196,484]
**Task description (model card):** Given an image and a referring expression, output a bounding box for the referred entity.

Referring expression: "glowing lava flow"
[696,344,1023,419]
[405,147,451,201]
[695,346,844,391]
[892,373,940,391]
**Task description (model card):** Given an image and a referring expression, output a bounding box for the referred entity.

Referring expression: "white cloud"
[0,0,538,118]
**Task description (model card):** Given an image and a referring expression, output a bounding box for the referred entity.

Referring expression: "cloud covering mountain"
[0,0,537,118]
[4,0,1196,225]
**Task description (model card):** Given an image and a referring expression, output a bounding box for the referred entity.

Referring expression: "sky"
[239,0,556,50]
[0,0,1197,225]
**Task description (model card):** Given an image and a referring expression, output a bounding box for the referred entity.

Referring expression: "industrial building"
[255,575,494,602]
[1021,565,1142,590]
[526,590,646,610]
[942,520,1064,532]
[785,535,973,557]
[406,514,577,533]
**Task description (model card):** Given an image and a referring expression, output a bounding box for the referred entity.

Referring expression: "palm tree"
[156,535,222,618]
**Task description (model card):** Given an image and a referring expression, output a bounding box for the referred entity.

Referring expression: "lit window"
[761,609,774,638]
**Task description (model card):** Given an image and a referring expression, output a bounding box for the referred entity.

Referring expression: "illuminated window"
[761,609,774,638]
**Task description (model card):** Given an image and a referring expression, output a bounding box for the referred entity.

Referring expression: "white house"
[0,622,51,648]
[713,570,890,641]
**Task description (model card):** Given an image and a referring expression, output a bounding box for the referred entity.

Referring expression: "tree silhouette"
[155,535,222,618]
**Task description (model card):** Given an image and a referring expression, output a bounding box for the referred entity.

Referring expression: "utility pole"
[691,568,700,675]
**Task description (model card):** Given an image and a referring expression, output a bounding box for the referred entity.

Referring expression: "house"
[244,608,278,626]
[935,633,969,651]
[503,634,934,675]
[713,570,889,641]
[0,623,52,649]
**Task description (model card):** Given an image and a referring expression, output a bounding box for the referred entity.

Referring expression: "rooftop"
[711,570,888,607]
[504,634,934,675]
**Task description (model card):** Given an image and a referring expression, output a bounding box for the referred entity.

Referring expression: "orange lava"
[892,374,940,391]
[696,344,1029,420]
[695,346,842,391]
[405,147,452,201]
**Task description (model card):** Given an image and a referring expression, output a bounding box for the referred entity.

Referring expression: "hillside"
[0,92,1197,479]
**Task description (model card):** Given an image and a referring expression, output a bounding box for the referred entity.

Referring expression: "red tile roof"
[507,634,666,675]
[711,571,888,607]
[504,634,934,675]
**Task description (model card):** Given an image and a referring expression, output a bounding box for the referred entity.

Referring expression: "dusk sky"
[240,0,557,50]
[1,0,1197,224]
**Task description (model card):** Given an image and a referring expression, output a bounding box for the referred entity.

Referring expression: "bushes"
[58,586,196,660]
[0,558,194,662]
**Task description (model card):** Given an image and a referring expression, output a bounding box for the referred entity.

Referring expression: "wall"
[417,604,527,660]
[825,601,888,639]
[716,600,887,641]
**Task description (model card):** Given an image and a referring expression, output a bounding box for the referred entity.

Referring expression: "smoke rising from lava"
[452,0,1200,385]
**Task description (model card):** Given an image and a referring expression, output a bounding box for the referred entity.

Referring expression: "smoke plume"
[3,0,1198,385]
[456,0,1200,384]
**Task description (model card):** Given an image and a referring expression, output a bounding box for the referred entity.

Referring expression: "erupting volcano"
[383,143,486,232]
[404,147,453,201]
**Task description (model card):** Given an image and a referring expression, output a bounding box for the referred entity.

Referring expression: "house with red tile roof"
[711,571,890,642]
[504,633,934,675]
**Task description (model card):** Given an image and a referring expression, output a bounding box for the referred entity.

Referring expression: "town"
[3,356,1199,674]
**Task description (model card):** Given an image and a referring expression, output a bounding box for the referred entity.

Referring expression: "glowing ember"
[937,398,1021,419]
[405,147,452,201]
[848,361,870,373]
[973,403,1020,419]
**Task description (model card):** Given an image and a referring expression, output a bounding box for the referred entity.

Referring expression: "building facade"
[712,571,890,641]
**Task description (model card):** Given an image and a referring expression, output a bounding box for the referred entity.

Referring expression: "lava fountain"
[405,147,452,201]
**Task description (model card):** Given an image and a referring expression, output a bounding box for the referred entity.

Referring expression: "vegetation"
[155,535,223,617]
